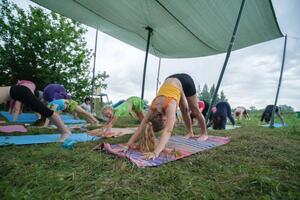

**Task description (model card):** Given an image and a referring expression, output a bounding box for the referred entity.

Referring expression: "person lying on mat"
[0,81,71,141]
[126,73,208,160]
[260,105,285,126]
[235,106,249,121]
[44,99,99,126]
[209,101,235,130]
[88,96,145,136]
[43,83,71,103]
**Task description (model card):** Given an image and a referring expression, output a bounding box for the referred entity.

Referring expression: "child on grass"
[88,96,144,136]
[44,99,99,126]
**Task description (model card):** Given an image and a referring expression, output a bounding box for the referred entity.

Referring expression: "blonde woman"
[126,73,208,160]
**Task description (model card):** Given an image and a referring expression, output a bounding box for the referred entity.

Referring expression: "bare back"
[0,86,11,104]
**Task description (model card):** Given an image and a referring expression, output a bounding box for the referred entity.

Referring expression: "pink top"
[10,80,36,110]
[17,80,36,93]
[198,101,205,110]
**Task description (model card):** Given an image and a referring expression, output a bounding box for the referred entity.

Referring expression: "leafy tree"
[200,84,210,103]
[279,104,294,113]
[209,84,220,105]
[199,84,228,105]
[0,0,108,101]
[219,90,227,102]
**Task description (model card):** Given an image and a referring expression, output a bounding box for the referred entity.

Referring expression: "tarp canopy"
[31,0,282,58]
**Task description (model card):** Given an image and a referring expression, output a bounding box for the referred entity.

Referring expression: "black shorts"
[167,73,196,97]
[10,85,54,118]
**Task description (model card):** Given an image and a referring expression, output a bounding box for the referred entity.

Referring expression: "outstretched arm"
[226,104,235,126]
[103,116,117,133]
[44,104,59,127]
[12,101,22,122]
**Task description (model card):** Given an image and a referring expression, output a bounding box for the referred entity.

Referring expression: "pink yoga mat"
[0,125,27,133]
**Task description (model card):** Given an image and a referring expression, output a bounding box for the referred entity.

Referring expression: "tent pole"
[91,29,98,113]
[270,34,287,128]
[141,26,153,100]
[205,0,246,122]
[156,58,162,94]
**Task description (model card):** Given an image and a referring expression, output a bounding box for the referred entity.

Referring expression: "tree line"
[0,0,109,101]
[197,84,227,105]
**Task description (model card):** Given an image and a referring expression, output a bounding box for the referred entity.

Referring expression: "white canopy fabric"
[31,0,282,58]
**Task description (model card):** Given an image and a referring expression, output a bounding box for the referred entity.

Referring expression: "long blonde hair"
[136,122,156,152]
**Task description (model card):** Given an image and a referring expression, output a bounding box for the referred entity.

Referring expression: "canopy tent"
[31,0,283,111]
[32,0,282,58]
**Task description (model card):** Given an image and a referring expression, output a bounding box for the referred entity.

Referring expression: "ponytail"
[136,122,156,152]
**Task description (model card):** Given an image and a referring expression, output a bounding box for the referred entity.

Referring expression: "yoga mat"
[102,135,230,168]
[261,123,287,128]
[88,127,137,138]
[0,125,27,133]
[0,111,86,124]
[208,124,240,130]
[0,133,100,146]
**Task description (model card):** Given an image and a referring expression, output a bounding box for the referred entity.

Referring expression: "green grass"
[0,114,300,199]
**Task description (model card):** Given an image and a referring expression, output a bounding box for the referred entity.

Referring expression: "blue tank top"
[48,99,66,111]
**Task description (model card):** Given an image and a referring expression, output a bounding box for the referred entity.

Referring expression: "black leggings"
[10,85,54,118]
[167,73,196,97]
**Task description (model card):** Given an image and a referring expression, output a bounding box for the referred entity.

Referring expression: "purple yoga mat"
[0,125,27,133]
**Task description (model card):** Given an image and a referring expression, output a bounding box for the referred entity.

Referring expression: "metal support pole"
[156,58,162,94]
[205,0,246,122]
[91,29,98,112]
[141,26,153,100]
[270,35,287,128]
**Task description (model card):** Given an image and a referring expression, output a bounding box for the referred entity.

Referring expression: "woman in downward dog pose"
[126,73,208,160]
[0,81,71,141]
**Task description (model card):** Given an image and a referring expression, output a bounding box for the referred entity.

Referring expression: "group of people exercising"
[0,73,284,160]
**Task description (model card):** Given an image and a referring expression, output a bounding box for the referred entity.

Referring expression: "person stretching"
[44,99,99,126]
[0,81,71,141]
[210,101,235,129]
[260,105,285,126]
[88,96,145,136]
[235,106,249,121]
[126,73,208,160]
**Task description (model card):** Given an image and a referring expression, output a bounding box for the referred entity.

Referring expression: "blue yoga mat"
[262,123,287,128]
[0,111,86,124]
[0,133,100,146]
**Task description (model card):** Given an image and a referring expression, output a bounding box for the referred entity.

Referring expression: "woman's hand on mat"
[143,151,158,160]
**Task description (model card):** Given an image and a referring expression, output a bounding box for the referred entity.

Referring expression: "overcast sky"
[15,0,300,110]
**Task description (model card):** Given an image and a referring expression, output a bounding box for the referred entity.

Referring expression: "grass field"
[0,113,299,199]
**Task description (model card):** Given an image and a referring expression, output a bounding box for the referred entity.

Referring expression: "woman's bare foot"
[184,132,195,139]
[58,132,71,142]
[197,134,209,141]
